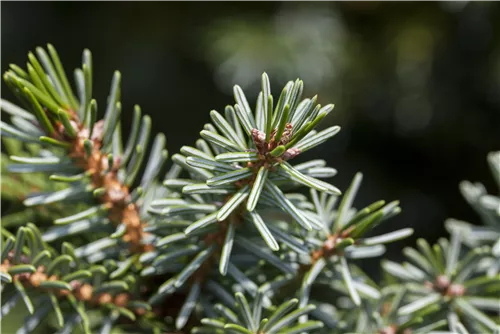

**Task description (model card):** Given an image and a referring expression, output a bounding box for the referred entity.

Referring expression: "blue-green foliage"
[1,46,499,334]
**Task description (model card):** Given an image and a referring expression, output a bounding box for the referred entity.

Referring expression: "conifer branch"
[1,225,151,333]
[1,45,167,254]
[2,44,498,334]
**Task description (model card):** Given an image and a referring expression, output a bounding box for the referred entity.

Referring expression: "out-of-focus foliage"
[204,4,347,93]
[447,151,500,275]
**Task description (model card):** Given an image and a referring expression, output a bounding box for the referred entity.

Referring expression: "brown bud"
[96,293,113,305]
[282,147,300,160]
[29,272,47,287]
[114,293,130,307]
[435,275,450,290]
[79,128,90,139]
[251,128,267,152]
[108,183,127,203]
[70,280,82,290]
[101,156,110,170]
[17,272,31,281]
[448,284,466,297]
[279,123,293,145]
[90,120,105,141]
[251,128,266,143]
[77,284,93,301]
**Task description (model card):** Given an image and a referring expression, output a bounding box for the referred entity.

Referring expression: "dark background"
[2,2,500,267]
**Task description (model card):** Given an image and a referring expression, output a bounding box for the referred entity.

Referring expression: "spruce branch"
[339,285,448,334]
[446,151,500,276]
[144,165,409,330]
[382,230,500,333]
[0,224,153,334]
[1,45,168,333]
[141,74,349,329]
[192,289,323,334]
[270,172,410,316]
[150,73,340,280]
[1,45,168,253]
[4,43,496,334]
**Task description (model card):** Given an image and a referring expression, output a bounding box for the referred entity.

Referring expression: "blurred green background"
[2,0,500,295]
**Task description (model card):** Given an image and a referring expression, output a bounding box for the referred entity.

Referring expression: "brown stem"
[1,251,145,315]
[310,226,354,265]
[52,112,152,254]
